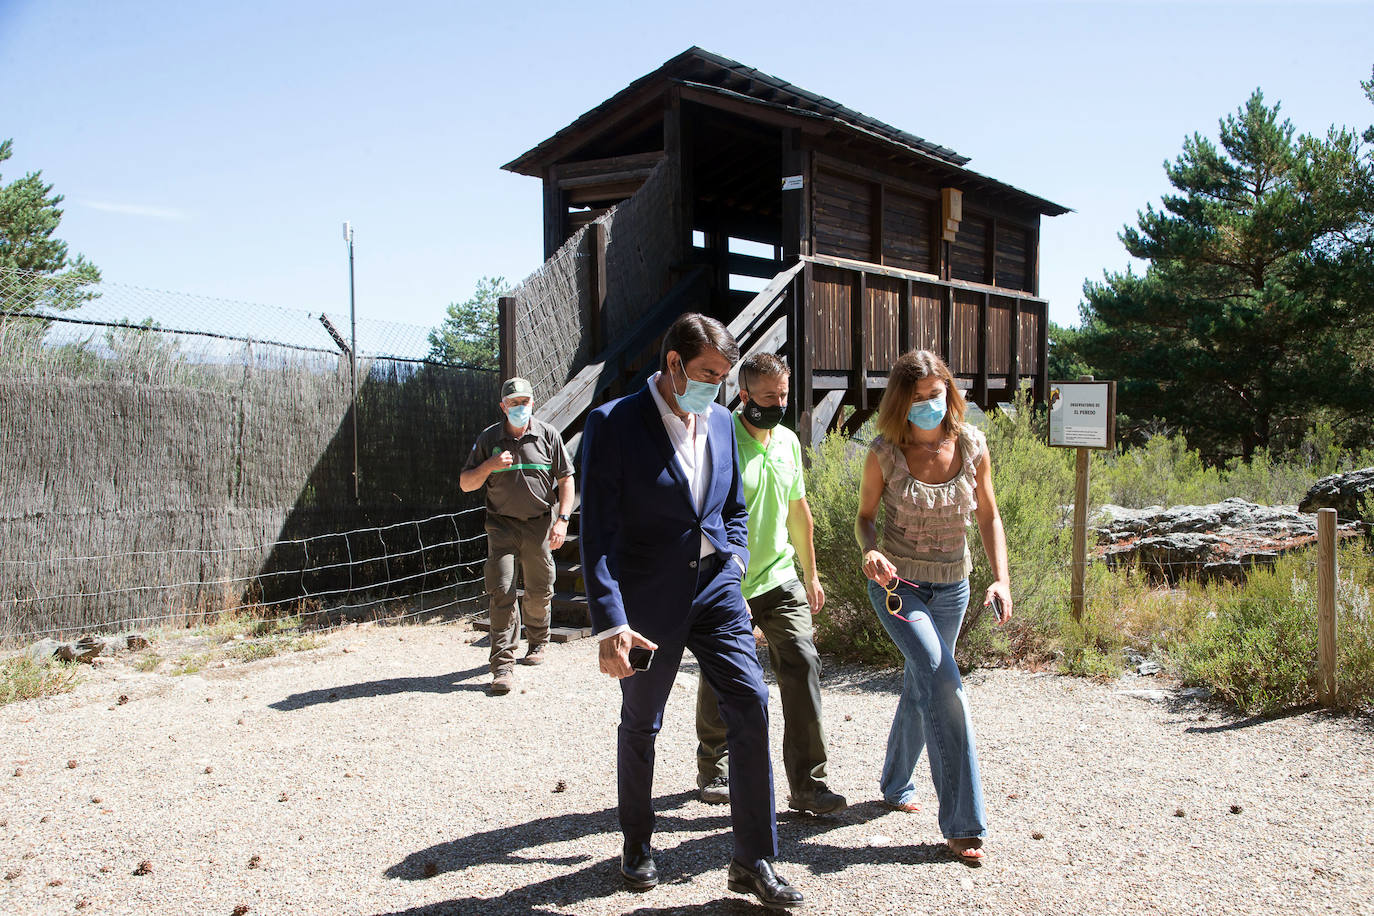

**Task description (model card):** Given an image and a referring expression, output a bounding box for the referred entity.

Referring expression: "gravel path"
[2,620,1372,916]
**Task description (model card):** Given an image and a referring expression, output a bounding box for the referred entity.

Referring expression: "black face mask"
[742,400,786,430]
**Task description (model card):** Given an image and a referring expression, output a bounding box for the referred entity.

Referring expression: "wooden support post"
[498,296,517,383]
[1009,297,1022,397]
[542,165,564,261]
[941,285,953,365]
[781,128,809,260]
[975,291,989,407]
[1035,303,1049,405]
[1070,373,1093,623]
[1317,507,1338,706]
[901,278,912,355]
[854,272,868,410]
[589,222,607,354]
[797,262,815,441]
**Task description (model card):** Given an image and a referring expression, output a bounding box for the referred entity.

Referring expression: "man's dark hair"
[738,352,788,393]
[659,312,739,372]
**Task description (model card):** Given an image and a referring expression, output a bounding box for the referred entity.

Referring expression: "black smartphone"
[991,595,1007,623]
[627,646,654,671]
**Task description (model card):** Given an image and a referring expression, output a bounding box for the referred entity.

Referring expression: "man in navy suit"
[580,313,803,908]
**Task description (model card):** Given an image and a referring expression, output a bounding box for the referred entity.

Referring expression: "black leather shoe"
[620,849,658,890]
[727,858,803,909]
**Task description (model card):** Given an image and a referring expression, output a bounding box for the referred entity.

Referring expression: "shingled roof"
[503,47,1069,216]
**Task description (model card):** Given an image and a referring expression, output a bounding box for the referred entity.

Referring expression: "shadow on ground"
[268,665,491,710]
[371,794,950,915]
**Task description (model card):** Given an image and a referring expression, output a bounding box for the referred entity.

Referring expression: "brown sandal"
[946,837,986,867]
[881,800,921,813]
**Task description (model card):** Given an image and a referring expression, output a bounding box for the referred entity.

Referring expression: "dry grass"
[0,655,80,707]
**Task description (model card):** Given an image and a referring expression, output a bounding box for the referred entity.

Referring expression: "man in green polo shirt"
[460,377,575,695]
[693,353,846,815]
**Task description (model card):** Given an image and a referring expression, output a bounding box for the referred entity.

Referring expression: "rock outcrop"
[1093,498,1361,583]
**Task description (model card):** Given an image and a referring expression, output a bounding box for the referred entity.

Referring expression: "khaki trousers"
[695,576,830,797]
[483,512,554,674]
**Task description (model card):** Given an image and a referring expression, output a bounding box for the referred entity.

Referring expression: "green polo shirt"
[734,412,806,600]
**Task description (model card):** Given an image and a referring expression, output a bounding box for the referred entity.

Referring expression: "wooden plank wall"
[811,264,853,370]
[881,190,936,274]
[813,171,872,262]
[950,290,982,374]
[1019,307,1040,373]
[911,283,942,354]
[865,276,902,370]
[996,224,1030,291]
[987,297,1013,375]
[951,216,988,283]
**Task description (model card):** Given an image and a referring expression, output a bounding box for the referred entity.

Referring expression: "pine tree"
[1075,89,1374,462]
[426,276,509,369]
[0,139,101,315]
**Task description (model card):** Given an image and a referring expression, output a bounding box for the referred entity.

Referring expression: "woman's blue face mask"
[907,394,946,430]
[672,360,721,416]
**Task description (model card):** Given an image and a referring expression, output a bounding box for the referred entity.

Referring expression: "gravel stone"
[1,620,1370,915]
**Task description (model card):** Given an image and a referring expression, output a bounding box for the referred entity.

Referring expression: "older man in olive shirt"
[461,377,575,695]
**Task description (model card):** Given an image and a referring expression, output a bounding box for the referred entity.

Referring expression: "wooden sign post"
[1048,376,1116,623]
[1317,508,1337,706]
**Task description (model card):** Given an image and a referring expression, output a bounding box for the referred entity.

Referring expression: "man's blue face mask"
[672,360,721,416]
[506,402,532,427]
[907,395,946,431]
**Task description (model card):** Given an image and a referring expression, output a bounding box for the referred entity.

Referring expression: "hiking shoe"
[788,783,847,815]
[698,775,729,805]
[520,643,548,666]
[489,670,514,695]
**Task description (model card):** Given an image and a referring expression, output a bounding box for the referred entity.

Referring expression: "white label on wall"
[781,175,804,191]
[1049,382,1112,448]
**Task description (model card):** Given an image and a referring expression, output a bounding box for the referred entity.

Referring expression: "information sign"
[1048,381,1115,449]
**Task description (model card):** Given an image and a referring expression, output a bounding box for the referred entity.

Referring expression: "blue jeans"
[867,577,986,839]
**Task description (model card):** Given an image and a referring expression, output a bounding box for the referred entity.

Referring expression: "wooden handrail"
[723,261,804,404]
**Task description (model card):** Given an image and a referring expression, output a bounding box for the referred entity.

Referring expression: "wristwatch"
[557,513,571,522]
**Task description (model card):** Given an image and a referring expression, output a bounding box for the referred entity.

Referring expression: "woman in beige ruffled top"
[854,349,1012,866]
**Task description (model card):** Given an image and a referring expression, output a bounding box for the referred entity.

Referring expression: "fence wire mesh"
[1,267,501,642]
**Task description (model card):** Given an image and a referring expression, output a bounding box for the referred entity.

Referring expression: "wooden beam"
[901,278,912,354]
[781,128,809,262]
[676,83,831,135]
[564,179,645,205]
[665,88,694,265]
[809,390,846,449]
[498,296,517,382]
[940,284,953,364]
[542,165,565,260]
[556,151,665,181]
[872,182,885,265]
[589,222,607,354]
[976,291,989,407]
[797,262,815,443]
[855,271,868,410]
[986,217,998,286]
[1009,296,1022,398]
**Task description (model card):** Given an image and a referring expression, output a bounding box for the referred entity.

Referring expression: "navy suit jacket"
[579,383,750,643]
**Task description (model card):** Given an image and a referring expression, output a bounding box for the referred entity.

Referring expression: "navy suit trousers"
[617,552,777,864]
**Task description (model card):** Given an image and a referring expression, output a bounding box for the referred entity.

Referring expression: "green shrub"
[805,430,901,666]
[1,656,79,706]
[1175,545,1374,714]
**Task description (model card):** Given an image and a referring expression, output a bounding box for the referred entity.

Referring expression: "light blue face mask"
[506,403,532,427]
[907,395,946,431]
[672,360,721,416]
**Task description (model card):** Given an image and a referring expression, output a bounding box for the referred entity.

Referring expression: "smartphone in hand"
[627,646,654,671]
[991,594,1007,624]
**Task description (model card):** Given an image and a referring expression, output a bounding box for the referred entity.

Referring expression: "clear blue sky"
[2,0,1370,336]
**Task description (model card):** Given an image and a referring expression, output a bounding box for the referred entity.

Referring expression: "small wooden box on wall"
[941,187,962,241]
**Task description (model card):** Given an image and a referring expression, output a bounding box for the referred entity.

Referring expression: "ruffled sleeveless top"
[869,425,984,584]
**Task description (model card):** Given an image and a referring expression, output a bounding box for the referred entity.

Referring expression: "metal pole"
[344,222,358,503]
